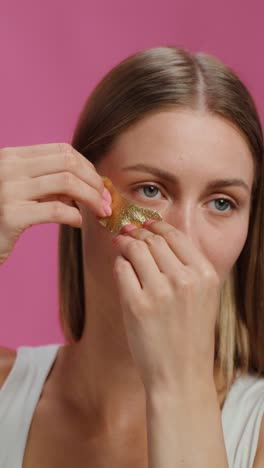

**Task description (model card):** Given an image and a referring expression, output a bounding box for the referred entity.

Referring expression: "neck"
[56,298,147,434]
[55,297,228,432]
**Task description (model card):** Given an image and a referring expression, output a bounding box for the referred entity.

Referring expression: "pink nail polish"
[103,200,112,216]
[112,235,121,243]
[103,188,112,203]
[120,224,137,234]
[144,219,155,227]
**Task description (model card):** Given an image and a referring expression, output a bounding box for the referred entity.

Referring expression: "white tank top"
[0,344,264,468]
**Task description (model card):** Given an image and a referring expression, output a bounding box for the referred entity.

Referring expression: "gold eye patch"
[97,176,162,235]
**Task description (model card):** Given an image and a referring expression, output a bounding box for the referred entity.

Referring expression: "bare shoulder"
[253,414,264,467]
[0,346,17,390]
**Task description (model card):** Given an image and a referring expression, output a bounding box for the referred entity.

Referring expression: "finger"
[4,200,83,229]
[0,149,104,195]
[113,255,142,304]
[4,174,106,218]
[143,220,207,269]
[1,142,68,158]
[123,227,184,274]
[20,154,102,193]
[37,194,76,207]
[113,235,161,290]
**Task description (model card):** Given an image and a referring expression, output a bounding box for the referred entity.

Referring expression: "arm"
[145,381,229,468]
[113,222,228,466]
[253,416,264,467]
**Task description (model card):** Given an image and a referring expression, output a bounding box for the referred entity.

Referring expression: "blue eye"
[133,185,237,213]
[135,184,161,199]
[210,198,236,213]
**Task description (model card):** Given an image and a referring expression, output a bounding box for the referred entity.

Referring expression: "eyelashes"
[132,184,238,214]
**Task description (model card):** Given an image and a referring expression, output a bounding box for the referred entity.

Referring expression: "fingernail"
[103,188,112,203]
[112,235,121,244]
[144,219,155,227]
[103,200,112,216]
[120,224,137,234]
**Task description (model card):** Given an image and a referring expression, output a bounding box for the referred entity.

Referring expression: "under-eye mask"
[98,176,162,235]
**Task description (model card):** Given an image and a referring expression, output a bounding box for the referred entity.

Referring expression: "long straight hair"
[58,47,264,399]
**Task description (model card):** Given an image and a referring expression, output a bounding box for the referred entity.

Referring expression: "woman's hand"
[0,143,109,265]
[112,220,221,393]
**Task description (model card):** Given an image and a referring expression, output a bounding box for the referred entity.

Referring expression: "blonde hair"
[58,47,264,399]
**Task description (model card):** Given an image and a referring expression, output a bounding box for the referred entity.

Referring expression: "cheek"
[205,224,249,282]
[81,210,117,270]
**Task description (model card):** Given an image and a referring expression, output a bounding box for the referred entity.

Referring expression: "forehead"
[107,109,254,182]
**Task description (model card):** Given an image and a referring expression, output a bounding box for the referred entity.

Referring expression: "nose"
[165,203,201,249]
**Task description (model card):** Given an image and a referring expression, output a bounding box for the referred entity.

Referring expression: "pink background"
[0,0,263,349]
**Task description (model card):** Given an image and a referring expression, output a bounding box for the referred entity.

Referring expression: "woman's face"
[79,109,254,296]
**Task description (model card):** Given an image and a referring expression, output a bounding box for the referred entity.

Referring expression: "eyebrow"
[122,163,250,193]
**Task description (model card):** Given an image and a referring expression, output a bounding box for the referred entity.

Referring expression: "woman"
[0,46,263,467]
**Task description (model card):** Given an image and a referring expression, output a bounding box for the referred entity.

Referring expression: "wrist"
[145,377,217,407]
